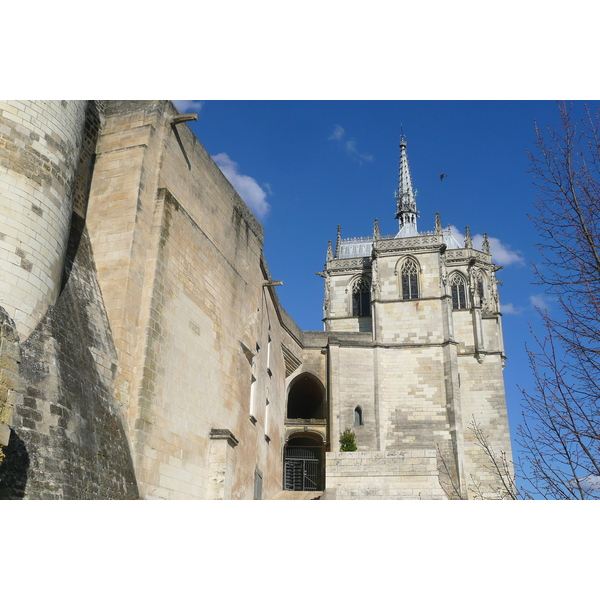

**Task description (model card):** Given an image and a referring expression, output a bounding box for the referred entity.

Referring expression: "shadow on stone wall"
[0,429,29,499]
[11,216,140,499]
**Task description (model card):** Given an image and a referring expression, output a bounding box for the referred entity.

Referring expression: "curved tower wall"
[0,100,87,340]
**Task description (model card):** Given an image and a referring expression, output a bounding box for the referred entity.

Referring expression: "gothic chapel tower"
[320,136,513,499]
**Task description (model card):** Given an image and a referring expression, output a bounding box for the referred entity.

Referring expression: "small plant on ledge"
[339,428,357,452]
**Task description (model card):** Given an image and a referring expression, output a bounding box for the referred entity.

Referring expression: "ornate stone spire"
[435,212,442,235]
[394,134,419,238]
[465,225,473,249]
[373,217,381,240]
[335,225,341,258]
[326,239,333,261]
[482,232,490,254]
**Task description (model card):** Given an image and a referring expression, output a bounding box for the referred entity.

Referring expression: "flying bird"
[440,173,447,181]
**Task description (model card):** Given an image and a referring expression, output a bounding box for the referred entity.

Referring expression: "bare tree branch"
[519,102,600,499]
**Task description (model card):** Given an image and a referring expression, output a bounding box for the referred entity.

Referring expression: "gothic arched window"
[401,258,419,300]
[352,278,371,317]
[354,406,363,426]
[450,272,467,309]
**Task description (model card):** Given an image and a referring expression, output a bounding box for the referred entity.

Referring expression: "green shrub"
[339,428,357,452]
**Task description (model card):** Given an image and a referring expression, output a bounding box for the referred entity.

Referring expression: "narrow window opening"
[351,278,371,317]
[265,398,271,442]
[253,468,263,499]
[475,272,485,307]
[266,335,272,377]
[354,406,363,426]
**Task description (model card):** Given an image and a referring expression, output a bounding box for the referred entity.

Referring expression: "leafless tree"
[469,419,518,500]
[518,102,600,499]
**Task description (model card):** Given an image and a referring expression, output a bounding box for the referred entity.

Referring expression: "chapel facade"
[297,137,513,499]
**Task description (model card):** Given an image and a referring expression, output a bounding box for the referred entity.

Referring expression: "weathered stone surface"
[0,213,138,499]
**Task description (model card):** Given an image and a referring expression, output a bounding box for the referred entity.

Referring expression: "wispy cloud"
[448,225,524,267]
[328,125,374,163]
[530,294,552,311]
[328,125,345,141]
[212,153,271,221]
[501,303,524,315]
[172,100,204,113]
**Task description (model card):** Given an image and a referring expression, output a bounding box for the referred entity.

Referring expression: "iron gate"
[284,447,320,491]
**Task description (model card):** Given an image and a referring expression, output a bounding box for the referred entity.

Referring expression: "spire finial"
[327,239,333,261]
[482,232,490,254]
[335,225,341,258]
[435,212,442,234]
[465,225,473,249]
[373,217,381,240]
[394,131,418,237]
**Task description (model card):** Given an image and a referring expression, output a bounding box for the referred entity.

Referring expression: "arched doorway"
[284,436,325,491]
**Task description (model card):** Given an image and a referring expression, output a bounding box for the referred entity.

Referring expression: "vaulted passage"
[286,374,325,419]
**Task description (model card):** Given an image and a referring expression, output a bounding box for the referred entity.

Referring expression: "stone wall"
[83,101,291,499]
[0,214,139,499]
[0,101,87,340]
[324,449,447,499]
[0,308,22,469]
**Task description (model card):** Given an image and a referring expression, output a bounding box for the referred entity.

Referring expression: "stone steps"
[270,490,323,500]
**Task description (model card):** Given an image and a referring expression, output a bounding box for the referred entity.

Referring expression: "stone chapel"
[0,101,513,499]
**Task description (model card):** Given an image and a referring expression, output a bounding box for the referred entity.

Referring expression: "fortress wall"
[84,101,288,498]
[124,189,283,499]
[85,101,167,416]
[0,213,139,499]
[0,101,87,340]
[0,101,139,499]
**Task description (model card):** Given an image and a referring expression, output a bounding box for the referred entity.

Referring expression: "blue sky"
[174,99,592,473]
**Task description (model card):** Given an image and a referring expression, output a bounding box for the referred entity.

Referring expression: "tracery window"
[352,278,371,317]
[401,258,419,300]
[450,272,467,309]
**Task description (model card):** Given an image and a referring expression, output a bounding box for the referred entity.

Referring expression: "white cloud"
[172,100,204,113]
[530,294,551,311]
[345,139,374,163]
[328,125,345,141]
[212,153,271,221]
[448,225,524,267]
[328,124,373,163]
[500,303,523,315]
